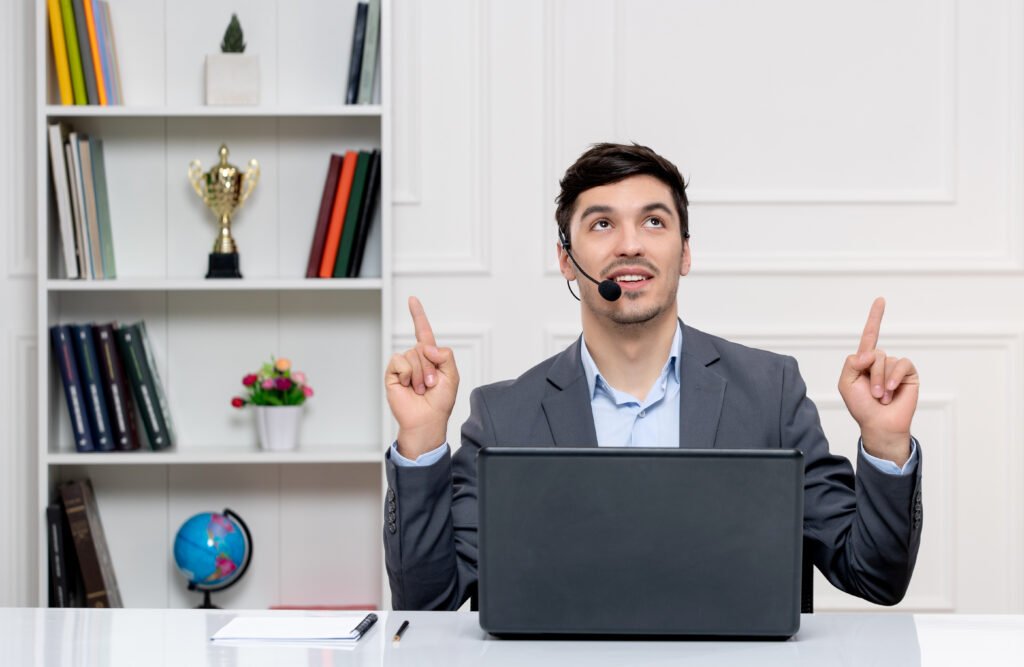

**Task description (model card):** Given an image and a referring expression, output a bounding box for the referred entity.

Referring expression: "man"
[383,143,922,611]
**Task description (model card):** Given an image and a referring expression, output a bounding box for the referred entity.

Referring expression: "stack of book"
[47,478,122,608]
[48,123,117,280]
[47,0,123,105]
[306,150,382,278]
[50,321,176,453]
[345,0,382,104]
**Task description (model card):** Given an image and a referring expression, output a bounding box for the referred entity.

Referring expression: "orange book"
[82,0,107,105]
[47,0,73,104]
[318,151,359,278]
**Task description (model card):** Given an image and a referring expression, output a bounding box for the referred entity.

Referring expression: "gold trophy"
[188,144,260,278]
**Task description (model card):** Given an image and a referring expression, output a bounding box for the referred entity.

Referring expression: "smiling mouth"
[605,270,654,287]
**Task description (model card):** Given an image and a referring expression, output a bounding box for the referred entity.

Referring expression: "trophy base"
[206,252,242,279]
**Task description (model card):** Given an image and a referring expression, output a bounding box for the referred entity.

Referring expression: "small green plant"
[221,13,246,53]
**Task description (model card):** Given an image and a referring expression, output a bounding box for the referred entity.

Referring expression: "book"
[333,151,371,277]
[318,151,358,278]
[345,3,369,104]
[60,479,123,607]
[46,0,74,105]
[356,0,381,104]
[137,321,176,447]
[306,154,343,278]
[70,323,114,452]
[93,323,140,451]
[66,134,92,278]
[47,503,85,607]
[347,150,381,277]
[50,325,94,452]
[99,2,122,105]
[81,0,107,105]
[91,139,116,277]
[58,0,86,104]
[72,0,98,104]
[116,322,174,450]
[78,136,105,279]
[48,123,79,278]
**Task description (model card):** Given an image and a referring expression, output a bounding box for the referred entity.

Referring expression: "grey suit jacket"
[383,323,923,610]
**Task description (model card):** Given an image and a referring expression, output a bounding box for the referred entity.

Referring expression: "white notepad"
[211,615,374,643]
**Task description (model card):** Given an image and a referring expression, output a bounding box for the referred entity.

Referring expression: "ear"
[557,241,576,281]
[680,238,691,277]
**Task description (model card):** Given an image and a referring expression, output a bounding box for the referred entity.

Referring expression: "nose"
[614,224,644,257]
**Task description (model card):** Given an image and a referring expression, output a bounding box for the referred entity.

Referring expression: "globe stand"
[196,589,218,610]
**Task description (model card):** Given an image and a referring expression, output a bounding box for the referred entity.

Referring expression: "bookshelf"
[34,0,392,609]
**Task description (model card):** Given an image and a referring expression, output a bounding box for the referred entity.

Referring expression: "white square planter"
[205,53,260,105]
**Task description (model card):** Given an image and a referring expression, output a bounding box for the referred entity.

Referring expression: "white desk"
[2,608,1022,666]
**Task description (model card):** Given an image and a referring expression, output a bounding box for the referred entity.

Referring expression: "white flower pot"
[255,405,303,451]
[205,53,260,105]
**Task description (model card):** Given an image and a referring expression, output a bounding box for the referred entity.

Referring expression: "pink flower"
[261,378,275,389]
[242,373,258,387]
[302,386,314,398]
[276,377,293,391]
[231,397,245,408]
[292,372,307,384]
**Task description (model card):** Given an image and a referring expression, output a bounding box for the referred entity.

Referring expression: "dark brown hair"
[555,142,689,245]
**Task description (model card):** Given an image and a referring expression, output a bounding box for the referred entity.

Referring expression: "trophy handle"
[238,160,261,207]
[188,161,207,199]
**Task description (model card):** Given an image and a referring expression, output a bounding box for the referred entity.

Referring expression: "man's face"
[558,174,691,327]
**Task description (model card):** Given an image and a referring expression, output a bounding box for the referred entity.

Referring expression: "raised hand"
[385,297,460,458]
[837,297,919,466]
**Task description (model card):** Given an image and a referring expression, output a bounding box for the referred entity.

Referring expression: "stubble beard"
[583,277,679,329]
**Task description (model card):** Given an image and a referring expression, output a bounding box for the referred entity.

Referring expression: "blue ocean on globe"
[173,512,249,590]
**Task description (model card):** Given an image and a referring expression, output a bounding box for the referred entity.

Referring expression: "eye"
[591,219,612,230]
[643,216,666,228]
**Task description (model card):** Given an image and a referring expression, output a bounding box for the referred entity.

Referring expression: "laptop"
[477,447,804,639]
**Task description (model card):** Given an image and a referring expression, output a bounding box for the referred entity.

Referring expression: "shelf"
[45,278,383,292]
[45,448,384,465]
[44,105,383,118]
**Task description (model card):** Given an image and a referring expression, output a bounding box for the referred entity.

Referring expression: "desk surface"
[2,608,1023,666]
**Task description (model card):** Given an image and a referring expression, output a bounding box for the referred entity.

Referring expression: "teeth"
[615,275,647,282]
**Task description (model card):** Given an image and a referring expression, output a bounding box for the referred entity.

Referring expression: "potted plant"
[232,357,313,451]
[206,13,260,105]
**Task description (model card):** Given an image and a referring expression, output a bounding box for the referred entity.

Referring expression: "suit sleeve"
[782,355,923,605]
[383,387,491,610]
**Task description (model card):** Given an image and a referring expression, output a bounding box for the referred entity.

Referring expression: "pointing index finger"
[857,297,886,356]
[409,296,437,347]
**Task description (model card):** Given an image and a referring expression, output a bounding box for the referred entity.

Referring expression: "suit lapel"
[678,324,727,449]
[542,338,599,447]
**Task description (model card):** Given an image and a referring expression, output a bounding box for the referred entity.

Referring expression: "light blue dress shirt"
[391,322,918,475]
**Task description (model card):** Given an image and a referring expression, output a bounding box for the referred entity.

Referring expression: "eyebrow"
[579,202,675,219]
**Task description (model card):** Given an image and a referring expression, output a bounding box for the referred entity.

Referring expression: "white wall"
[3,0,1022,612]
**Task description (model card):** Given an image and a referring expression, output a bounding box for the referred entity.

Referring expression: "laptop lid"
[477,447,804,638]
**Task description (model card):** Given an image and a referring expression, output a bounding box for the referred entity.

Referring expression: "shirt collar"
[580,321,683,400]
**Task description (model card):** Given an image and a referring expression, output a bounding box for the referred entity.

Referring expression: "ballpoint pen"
[393,620,410,642]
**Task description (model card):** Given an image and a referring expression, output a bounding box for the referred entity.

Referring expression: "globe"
[173,509,252,608]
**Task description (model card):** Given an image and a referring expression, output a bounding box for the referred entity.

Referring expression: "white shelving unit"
[34,0,391,609]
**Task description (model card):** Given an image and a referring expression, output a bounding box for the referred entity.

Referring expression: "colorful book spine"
[50,325,94,452]
[91,139,116,278]
[306,154,343,278]
[345,3,369,104]
[58,0,86,104]
[115,323,173,450]
[72,0,99,104]
[60,479,122,607]
[356,0,381,104]
[347,150,382,277]
[70,324,114,452]
[318,151,358,277]
[334,151,371,277]
[78,136,105,279]
[99,2,122,105]
[46,0,74,105]
[48,123,79,278]
[93,323,139,451]
[81,0,107,105]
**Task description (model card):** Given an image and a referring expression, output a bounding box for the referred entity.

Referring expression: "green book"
[59,0,87,105]
[115,322,174,450]
[91,139,116,278]
[333,151,370,277]
[356,0,381,104]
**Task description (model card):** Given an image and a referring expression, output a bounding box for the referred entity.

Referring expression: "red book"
[318,152,359,278]
[305,154,344,278]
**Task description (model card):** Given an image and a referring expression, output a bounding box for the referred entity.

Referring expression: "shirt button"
[639,410,646,418]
